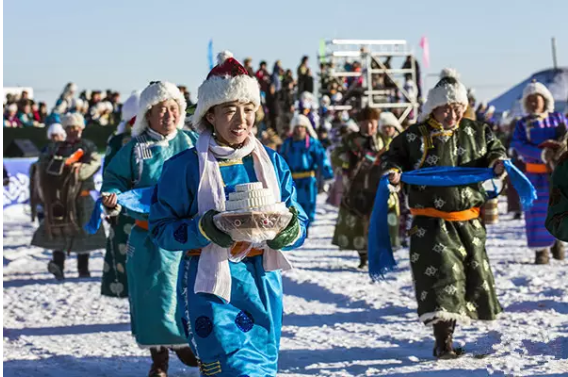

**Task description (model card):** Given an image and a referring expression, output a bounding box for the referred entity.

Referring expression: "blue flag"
[208,39,214,70]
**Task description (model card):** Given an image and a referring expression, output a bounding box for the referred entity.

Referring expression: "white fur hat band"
[47,123,66,139]
[521,80,554,114]
[122,90,142,122]
[422,76,468,119]
[290,113,318,139]
[61,113,85,129]
[379,112,402,133]
[131,82,186,136]
[194,50,261,133]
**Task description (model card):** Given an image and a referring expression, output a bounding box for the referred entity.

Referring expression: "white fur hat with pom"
[61,113,86,129]
[115,90,142,134]
[521,79,554,114]
[379,112,403,133]
[421,69,468,119]
[194,50,261,133]
[121,90,142,122]
[47,123,66,139]
[290,113,318,139]
[131,81,187,137]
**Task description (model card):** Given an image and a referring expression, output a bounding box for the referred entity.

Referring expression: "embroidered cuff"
[198,216,212,242]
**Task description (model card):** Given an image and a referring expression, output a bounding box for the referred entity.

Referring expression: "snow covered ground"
[3,196,568,377]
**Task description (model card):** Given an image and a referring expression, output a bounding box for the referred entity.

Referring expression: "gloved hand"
[200,210,234,248]
[267,206,300,250]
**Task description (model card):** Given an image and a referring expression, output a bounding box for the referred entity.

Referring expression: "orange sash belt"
[135,220,149,230]
[525,163,549,174]
[186,241,264,257]
[410,207,480,221]
[79,190,91,197]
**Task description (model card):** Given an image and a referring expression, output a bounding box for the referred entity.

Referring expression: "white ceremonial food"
[228,188,273,201]
[225,194,276,211]
[225,183,280,211]
[235,182,264,192]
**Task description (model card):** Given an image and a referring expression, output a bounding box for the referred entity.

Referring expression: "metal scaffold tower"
[319,39,420,123]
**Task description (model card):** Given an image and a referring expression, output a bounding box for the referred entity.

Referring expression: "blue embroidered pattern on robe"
[235,311,254,332]
[173,223,188,244]
[195,316,213,338]
[181,317,190,338]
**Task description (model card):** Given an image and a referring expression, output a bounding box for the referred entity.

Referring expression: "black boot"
[173,346,199,367]
[149,347,169,377]
[77,253,91,278]
[551,241,565,261]
[535,249,550,264]
[357,253,368,269]
[433,320,463,359]
[48,250,65,280]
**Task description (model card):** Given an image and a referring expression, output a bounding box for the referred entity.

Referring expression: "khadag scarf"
[368,160,536,281]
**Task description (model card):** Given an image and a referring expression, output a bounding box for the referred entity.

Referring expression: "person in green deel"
[383,69,507,359]
[546,150,568,242]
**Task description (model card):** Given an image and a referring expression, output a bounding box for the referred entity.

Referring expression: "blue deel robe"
[279,136,334,226]
[101,128,198,348]
[511,112,567,249]
[149,146,308,376]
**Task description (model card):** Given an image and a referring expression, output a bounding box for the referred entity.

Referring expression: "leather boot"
[48,250,65,280]
[77,253,91,278]
[173,346,199,367]
[551,241,565,261]
[535,249,550,264]
[357,253,368,269]
[149,347,169,377]
[433,320,463,359]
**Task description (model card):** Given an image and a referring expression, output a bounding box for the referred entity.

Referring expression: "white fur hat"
[47,123,66,139]
[345,119,360,133]
[7,103,17,112]
[73,98,84,110]
[121,90,142,122]
[194,50,261,133]
[379,112,403,133]
[95,102,108,113]
[521,80,554,114]
[290,114,318,139]
[131,81,187,137]
[421,75,468,119]
[61,113,85,129]
[440,68,460,80]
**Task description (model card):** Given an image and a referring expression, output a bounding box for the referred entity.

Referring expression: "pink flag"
[419,36,430,69]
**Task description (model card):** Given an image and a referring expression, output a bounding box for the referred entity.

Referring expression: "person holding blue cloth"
[149,51,307,376]
[383,69,507,359]
[100,81,198,375]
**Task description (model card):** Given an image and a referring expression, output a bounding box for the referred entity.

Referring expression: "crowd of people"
[19,49,568,376]
[3,85,194,129]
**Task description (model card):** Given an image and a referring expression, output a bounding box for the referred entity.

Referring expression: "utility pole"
[551,37,558,70]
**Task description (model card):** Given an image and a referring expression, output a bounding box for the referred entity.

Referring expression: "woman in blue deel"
[100,81,199,375]
[279,113,333,232]
[149,51,308,376]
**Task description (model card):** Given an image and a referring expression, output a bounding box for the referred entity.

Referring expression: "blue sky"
[4,0,567,108]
